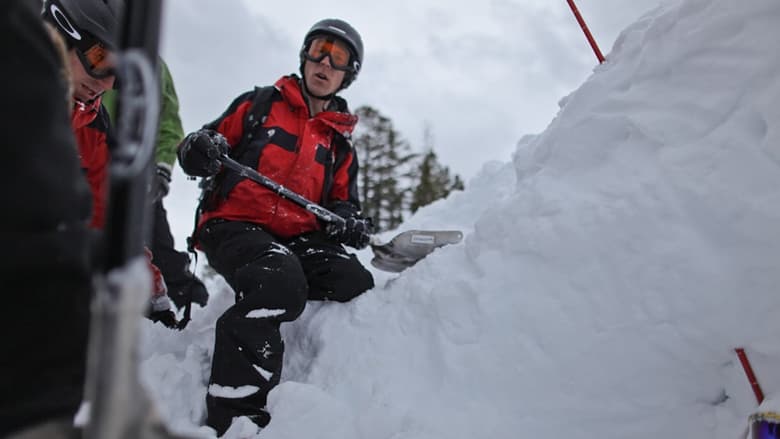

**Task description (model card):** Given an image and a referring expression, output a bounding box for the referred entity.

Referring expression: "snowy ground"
[140,0,780,437]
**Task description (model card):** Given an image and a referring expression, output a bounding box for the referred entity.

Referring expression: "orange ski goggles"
[75,38,116,79]
[303,36,354,72]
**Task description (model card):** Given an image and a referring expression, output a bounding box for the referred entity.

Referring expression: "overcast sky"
[160,0,666,180]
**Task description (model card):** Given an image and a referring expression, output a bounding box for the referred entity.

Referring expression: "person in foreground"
[177,18,375,435]
[1,0,93,436]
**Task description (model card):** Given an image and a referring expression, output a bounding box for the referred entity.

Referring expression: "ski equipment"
[218,154,347,226]
[81,0,180,437]
[566,0,605,64]
[300,18,363,88]
[43,0,123,49]
[303,37,355,72]
[43,0,123,78]
[217,154,462,271]
[370,230,463,272]
[736,347,765,404]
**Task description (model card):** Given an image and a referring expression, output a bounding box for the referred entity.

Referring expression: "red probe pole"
[566,0,606,64]
[736,347,765,404]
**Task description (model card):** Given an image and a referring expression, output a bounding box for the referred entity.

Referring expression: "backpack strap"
[320,133,352,206]
[214,86,281,201]
[232,85,281,163]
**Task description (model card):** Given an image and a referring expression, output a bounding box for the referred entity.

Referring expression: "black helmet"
[42,0,124,50]
[300,18,363,89]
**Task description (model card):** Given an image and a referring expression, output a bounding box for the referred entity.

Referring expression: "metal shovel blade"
[370,230,463,272]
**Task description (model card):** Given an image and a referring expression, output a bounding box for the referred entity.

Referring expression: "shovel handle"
[218,155,347,227]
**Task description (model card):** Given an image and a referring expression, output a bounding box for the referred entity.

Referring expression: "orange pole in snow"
[566,0,606,64]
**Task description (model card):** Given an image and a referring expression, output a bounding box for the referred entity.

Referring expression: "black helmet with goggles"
[300,18,363,90]
[42,0,123,79]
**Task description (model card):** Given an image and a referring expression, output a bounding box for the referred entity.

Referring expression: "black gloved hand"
[144,294,179,329]
[177,129,230,177]
[148,309,179,329]
[326,216,373,249]
[152,162,172,202]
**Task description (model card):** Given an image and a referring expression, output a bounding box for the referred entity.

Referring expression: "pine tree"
[353,106,418,231]
[410,149,463,213]
[409,124,465,213]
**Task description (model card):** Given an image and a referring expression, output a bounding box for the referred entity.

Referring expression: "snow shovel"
[217,154,463,272]
[369,229,463,272]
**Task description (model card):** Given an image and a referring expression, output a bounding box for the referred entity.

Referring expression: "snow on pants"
[197,219,374,434]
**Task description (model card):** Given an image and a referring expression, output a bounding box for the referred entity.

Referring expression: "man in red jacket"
[43,0,174,325]
[178,18,375,434]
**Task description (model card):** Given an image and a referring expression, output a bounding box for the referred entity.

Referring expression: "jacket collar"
[274,75,358,137]
[71,97,102,130]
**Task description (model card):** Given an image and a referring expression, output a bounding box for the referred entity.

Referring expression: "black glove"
[145,296,179,329]
[177,129,229,177]
[148,309,179,329]
[152,162,172,202]
[326,216,373,249]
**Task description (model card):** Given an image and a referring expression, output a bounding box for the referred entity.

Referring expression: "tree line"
[352,105,464,232]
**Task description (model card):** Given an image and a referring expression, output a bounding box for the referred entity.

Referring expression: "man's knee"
[313,256,374,302]
[231,245,308,320]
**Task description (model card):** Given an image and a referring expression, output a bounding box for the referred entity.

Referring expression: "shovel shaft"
[217,155,463,273]
[218,155,347,227]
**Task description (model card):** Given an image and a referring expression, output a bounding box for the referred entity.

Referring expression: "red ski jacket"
[71,99,111,229]
[198,75,361,239]
[71,98,168,298]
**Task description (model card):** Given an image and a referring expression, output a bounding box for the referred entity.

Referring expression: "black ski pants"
[197,219,374,435]
[149,199,208,307]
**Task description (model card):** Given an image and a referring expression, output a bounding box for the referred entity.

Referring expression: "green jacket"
[102,59,184,166]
